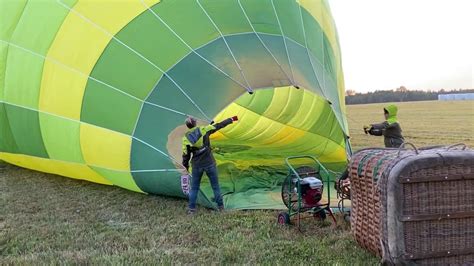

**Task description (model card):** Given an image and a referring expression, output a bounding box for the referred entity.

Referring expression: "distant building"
[438,93,474,101]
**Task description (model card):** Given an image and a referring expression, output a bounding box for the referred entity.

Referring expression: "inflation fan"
[278,156,337,229]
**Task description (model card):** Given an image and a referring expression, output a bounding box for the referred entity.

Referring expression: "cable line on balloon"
[0,97,186,170]
[0,39,205,123]
[56,0,212,122]
[141,0,253,95]
[237,0,295,88]
[196,0,254,94]
[270,0,296,86]
[297,1,328,100]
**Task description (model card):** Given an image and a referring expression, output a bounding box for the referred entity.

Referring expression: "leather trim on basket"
[400,211,474,222]
[404,247,474,260]
[399,174,474,183]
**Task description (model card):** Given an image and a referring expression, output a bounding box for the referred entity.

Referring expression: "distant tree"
[396,86,408,92]
[345,90,356,96]
[345,88,473,105]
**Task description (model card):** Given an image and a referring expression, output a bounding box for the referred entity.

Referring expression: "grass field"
[1,100,473,264]
[347,100,474,151]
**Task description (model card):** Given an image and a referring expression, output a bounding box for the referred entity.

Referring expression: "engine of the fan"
[298,177,323,207]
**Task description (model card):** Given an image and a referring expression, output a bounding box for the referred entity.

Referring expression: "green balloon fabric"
[0,0,350,209]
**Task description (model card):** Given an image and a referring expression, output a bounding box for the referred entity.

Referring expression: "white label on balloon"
[181,175,190,196]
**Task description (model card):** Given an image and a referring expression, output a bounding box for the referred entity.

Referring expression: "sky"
[329,0,473,93]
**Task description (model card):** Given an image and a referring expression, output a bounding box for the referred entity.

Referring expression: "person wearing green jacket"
[182,116,238,215]
[363,104,405,148]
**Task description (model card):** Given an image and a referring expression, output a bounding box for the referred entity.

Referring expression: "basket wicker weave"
[350,143,474,265]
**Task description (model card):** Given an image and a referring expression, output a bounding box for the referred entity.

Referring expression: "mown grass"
[1,100,473,264]
[1,164,376,264]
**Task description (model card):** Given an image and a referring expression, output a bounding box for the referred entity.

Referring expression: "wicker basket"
[350,143,474,265]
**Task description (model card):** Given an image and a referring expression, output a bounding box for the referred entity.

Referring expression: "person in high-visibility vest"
[364,104,405,148]
[182,116,238,215]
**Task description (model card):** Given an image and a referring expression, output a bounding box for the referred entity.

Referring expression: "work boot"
[187,208,196,216]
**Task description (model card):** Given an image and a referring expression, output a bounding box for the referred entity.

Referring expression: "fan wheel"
[277,212,290,225]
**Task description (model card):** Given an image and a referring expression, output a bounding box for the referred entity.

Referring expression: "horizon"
[345,86,474,95]
[329,0,473,93]
[346,87,474,95]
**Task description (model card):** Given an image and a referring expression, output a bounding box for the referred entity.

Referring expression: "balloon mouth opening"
[199,86,346,209]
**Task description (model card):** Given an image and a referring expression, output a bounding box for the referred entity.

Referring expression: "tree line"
[345,88,474,105]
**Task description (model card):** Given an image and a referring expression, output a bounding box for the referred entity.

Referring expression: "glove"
[231,116,238,121]
[363,125,370,134]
